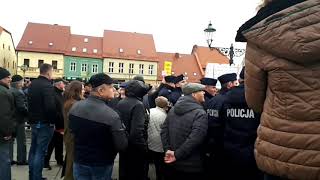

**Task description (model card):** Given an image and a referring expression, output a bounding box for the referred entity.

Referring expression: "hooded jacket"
[117,80,150,151]
[236,1,320,179]
[161,95,208,173]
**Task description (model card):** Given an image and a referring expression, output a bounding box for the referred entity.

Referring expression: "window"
[92,64,98,73]
[148,65,154,75]
[2,44,4,49]
[119,63,124,73]
[72,47,77,51]
[108,62,114,73]
[129,63,134,74]
[8,46,10,51]
[193,72,197,76]
[52,60,58,69]
[93,49,98,53]
[139,64,144,74]
[8,62,9,68]
[70,62,76,72]
[81,63,88,72]
[83,48,87,53]
[24,59,30,67]
[137,49,141,55]
[84,38,88,43]
[49,42,53,46]
[119,48,124,53]
[38,60,44,68]
[28,41,33,45]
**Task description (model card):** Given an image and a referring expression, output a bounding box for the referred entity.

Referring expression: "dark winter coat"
[10,87,28,124]
[158,84,176,105]
[222,84,261,174]
[170,87,183,105]
[117,80,150,151]
[28,76,56,124]
[0,83,15,143]
[205,88,230,156]
[161,95,208,173]
[54,87,64,130]
[203,91,213,105]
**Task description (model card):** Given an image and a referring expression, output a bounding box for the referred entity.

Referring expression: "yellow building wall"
[0,31,17,74]
[103,58,158,84]
[17,51,64,78]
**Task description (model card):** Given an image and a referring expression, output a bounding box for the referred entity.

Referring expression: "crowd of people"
[0,0,320,180]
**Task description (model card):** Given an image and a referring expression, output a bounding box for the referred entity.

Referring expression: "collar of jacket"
[219,87,230,95]
[0,82,9,89]
[54,86,64,94]
[163,84,175,91]
[88,95,108,103]
[235,0,305,42]
[155,106,167,113]
[204,91,213,99]
[38,75,52,83]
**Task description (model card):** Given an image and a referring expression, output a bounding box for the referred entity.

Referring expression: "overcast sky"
[1,0,260,57]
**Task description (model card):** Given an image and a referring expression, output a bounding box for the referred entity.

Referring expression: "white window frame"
[81,63,88,72]
[83,48,87,53]
[129,63,134,74]
[93,49,98,53]
[108,62,114,73]
[92,64,98,73]
[72,47,77,51]
[139,64,144,74]
[70,62,76,72]
[119,63,124,73]
[148,64,154,75]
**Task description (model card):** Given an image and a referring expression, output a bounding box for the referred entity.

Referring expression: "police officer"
[200,77,218,103]
[171,74,187,105]
[158,75,176,106]
[204,73,237,180]
[222,67,263,180]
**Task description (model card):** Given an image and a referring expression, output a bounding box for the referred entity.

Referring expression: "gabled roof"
[157,52,203,82]
[16,22,71,54]
[192,45,229,68]
[103,30,158,61]
[65,34,103,59]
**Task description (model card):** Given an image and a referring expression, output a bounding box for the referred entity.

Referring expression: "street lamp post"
[20,64,28,79]
[204,21,246,65]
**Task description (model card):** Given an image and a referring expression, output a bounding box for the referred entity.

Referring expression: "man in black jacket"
[69,73,127,180]
[9,75,28,165]
[117,80,151,180]
[28,64,56,180]
[158,75,176,106]
[44,78,66,169]
[170,74,187,105]
[200,77,218,103]
[222,67,263,180]
[161,83,208,180]
[0,67,15,180]
[204,73,238,180]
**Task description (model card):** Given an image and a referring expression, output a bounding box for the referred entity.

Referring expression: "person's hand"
[164,150,176,164]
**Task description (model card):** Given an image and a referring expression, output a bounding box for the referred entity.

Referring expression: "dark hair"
[64,80,83,101]
[40,63,53,75]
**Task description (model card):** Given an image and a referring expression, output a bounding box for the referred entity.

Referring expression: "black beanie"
[12,75,23,83]
[0,67,11,80]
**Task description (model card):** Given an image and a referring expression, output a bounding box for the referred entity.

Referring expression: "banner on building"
[163,61,172,76]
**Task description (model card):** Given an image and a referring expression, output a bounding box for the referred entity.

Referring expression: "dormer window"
[49,42,53,46]
[137,49,141,55]
[193,72,197,76]
[83,48,87,53]
[93,49,98,53]
[72,47,77,52]
[119,48,124,53]
[84,38,88,43]
[28,41,33,45]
